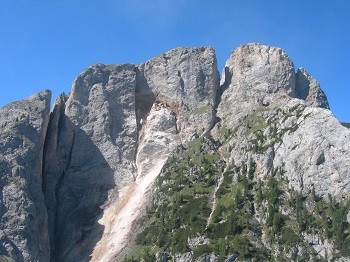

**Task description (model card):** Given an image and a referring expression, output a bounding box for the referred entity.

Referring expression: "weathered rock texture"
[218,43,297,126]
[216,43,350,198]
[218,43,328,126]
[42,47,219,261]
[137,47,220,139]
[0,43,349,261]
[273,105,350,196]
[296,67,330,109]
[91,103,179,261]
[0,90,51,261]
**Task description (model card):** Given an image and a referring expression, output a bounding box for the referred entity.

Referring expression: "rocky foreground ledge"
[0,43,349,261]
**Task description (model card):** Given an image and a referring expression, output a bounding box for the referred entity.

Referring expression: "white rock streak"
[91,105,179,261]
[91,162,165,261]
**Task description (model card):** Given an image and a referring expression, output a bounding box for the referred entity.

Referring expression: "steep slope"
[126,44,350,261]
[133,136,350,261]
[43,64,137,261]
[296,67,329,109]
[91,104,178,261]
[42,47,219,261]
[137,47,219,139]
[0,43,349,262]
[0,90,51,261]
[216,43,350,198]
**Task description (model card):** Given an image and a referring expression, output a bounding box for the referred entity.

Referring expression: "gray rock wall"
[43,64,138,261]
[296,67,330,109]
[42,47,219,261]
[216,43,349,198]
[273,105,350,196]
[137,47,220,139]
[0,90,51,261]
[0,43,348,261]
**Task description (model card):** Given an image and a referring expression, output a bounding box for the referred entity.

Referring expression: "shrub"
[280,227,300,245]
[172,229,190,253]
[193,244,213,258]
[272,212,284,234]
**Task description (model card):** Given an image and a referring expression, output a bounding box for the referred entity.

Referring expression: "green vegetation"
[10,177,25,188]
[59,91,69,102]
[341,122,350,129]
[244,108,269,137]
[242,105,305,155]
[218,126,236,141]
[59,91,67,97]
[129,137,224,260]
[0,255,11,262]
[124,108,350,261]
[191,106,210,115]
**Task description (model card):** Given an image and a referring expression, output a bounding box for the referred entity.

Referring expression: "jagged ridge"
[0,43,349,262]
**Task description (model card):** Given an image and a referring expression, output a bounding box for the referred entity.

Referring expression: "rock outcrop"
[0,43,349,261]
[0,90,51,261]
[273,105,350,196]
[218,43,329,126]
[216,43,348,198]
[137,47,220,139]
[218,43,297,126]
[42,47,219,261]
[43,64,138,261]
[296,67,329,109]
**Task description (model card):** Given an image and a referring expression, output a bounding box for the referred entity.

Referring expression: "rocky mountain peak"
[222,43,296,95]
[218,43,297,127]
[216,43,348,198]
[0,44,349,261]
[218,43,329,127]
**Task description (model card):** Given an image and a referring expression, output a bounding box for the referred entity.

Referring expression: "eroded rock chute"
[0,43,349,261]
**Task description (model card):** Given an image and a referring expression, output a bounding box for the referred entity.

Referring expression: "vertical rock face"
[0,90,51,261]
[296,67,330,109]
[65,63,138,187]
[218,43,297,126]
[216,43,349,198]
[137,47,220,139]
[273,106,350,196]
[43,64,138,261]
[42,47,219,261]
[0,43,349,261]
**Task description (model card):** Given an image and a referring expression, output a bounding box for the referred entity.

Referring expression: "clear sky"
[0,0,349,122]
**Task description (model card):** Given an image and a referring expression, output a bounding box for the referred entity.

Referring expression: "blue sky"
[0,0,349,122]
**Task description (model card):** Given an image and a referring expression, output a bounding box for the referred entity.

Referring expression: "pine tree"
[217,238,226,262]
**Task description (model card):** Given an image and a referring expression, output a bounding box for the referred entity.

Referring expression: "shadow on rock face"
[43,114,116,262]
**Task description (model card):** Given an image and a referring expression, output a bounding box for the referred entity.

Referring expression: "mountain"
[0,43,349,261]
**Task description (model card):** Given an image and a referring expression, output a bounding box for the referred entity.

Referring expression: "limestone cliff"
[137,47,219,139]
[216,43,349,198]
[0,43,349,261]
[42,47,219,261]
[0,90,51,261]
[43,64,138,261]
[130,45,350,261]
